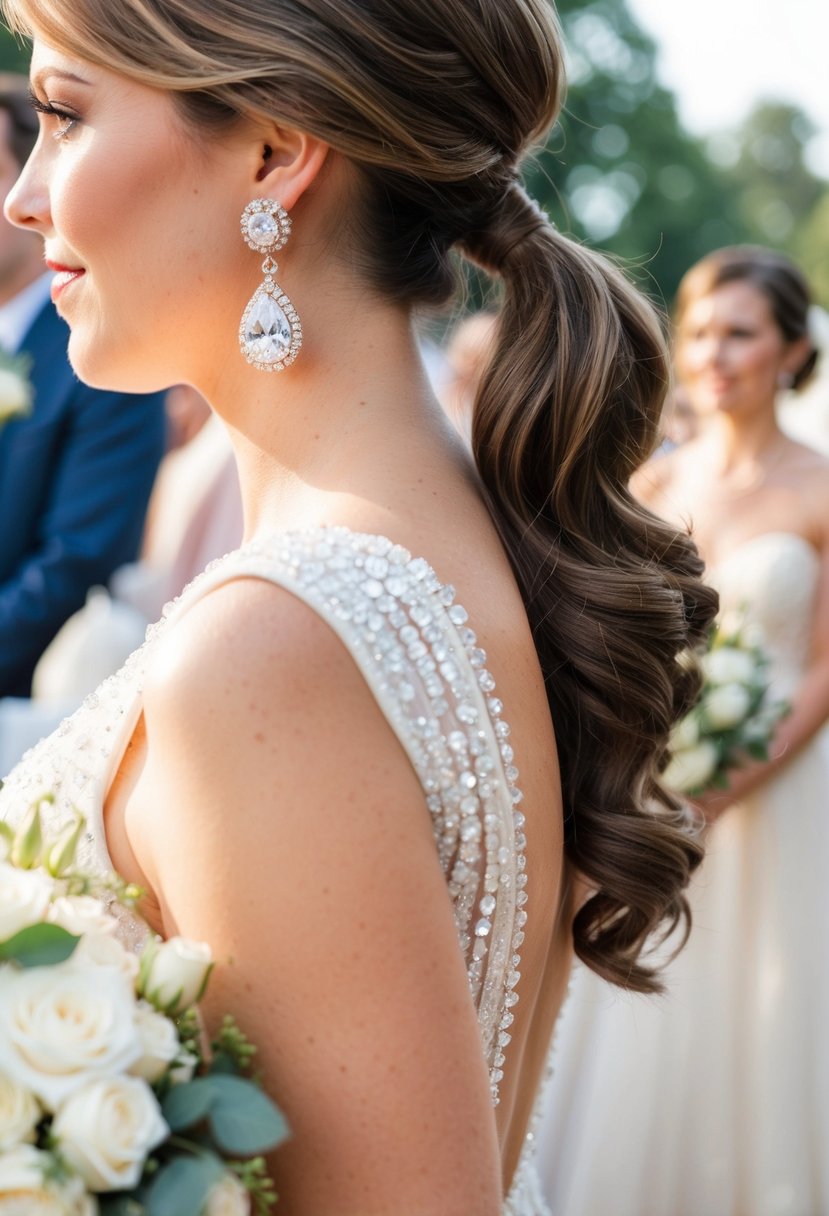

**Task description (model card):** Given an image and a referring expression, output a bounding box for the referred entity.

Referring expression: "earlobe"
[254,129,329,212]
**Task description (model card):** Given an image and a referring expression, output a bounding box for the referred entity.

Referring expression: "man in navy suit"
[0,77,166,697]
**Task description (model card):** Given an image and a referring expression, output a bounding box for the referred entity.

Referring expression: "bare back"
[99,410,570,1211]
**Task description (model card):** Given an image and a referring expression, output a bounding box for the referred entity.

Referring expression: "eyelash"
[28,94,79,141]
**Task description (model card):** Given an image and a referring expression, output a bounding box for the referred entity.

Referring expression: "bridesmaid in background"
[539,246,829,1216]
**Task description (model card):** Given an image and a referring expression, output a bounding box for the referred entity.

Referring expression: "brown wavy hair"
[676,245,819,390]
[6,0,718,991]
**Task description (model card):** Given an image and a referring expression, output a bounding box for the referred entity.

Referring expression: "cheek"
[50,154,115,257]
[735,342,782,379]
[676,343,706,378]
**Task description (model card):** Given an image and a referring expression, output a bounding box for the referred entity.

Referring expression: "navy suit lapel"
[0,300,74,460]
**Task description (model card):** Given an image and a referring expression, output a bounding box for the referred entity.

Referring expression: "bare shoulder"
[141,575,407,800]
[783,440,829,533]
[133,575,502,1212]
[786,438,829,487]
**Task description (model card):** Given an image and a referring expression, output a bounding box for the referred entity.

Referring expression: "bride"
[0,0,715,1210]
[538,246,829,1216]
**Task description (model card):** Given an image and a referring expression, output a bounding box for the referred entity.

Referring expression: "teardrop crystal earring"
[238,200,302,372]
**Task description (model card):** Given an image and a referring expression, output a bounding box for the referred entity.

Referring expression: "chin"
[67,332,173,395]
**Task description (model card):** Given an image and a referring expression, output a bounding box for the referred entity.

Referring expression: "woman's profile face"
[676,279,793,419]
[4,40,256,394]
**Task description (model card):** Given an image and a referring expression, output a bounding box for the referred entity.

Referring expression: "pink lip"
[701,376,734,392]
[46,260,85,302]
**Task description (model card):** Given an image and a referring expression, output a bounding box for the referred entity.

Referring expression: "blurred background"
[2,3,827,308]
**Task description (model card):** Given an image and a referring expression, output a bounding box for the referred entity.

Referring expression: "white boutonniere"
[0,347,33,429]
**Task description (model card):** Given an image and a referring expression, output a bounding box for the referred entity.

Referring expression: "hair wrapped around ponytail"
[463,185,718,993]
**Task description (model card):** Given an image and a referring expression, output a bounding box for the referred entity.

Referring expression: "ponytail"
[463,190,718,993]
[8,0,715,991]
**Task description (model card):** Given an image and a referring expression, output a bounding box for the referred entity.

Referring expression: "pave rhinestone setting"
[0,528,527,1110]
[239,200,302,371]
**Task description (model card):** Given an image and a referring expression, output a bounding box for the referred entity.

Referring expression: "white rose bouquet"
[663,612,789,796]
[0,348,33,430]
[0,797,287,1215]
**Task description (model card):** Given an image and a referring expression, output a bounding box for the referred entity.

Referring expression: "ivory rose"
[52,1075,168,1192]
[701,647,756,686]
[670,713,700,751]
[0,862,53,941]
[702,683,752,731]
[0,368,31,425]
[662,740,718,794]
[140,936,212,1013]
[129,1001,180,1083]
[71,931,140,983]
[0,1070,40,1149]
[0,962,141,1109]
[47,896,115,939]
[0,1144,95,1215]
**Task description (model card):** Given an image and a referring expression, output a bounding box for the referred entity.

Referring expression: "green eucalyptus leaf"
[144,1153,225,1216]
[161,1079,216,1131]
[206,1074,289,1155]
[0,922,80,967]
[207,1050,239,1076]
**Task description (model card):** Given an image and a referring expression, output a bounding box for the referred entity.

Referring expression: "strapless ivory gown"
[537,531,829,1216]
[0,527,552,1215]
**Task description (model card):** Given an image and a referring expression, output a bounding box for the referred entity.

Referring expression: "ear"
[782,334,814,379]
[252,124,330,211]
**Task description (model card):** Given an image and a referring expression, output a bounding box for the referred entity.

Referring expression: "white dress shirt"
[0,271,52,354]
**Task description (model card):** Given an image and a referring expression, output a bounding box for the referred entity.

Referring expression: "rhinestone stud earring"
[238,200,302,372]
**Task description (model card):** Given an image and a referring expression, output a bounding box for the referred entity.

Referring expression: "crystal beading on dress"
[0,527,528,1109]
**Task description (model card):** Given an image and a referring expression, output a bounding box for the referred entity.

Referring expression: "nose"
[689,335,727,371]
[4,144,51,236]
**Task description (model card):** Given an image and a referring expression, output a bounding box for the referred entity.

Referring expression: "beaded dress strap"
[161,527,529,1104]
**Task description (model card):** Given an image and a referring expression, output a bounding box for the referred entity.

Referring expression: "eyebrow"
[30,68,91,92]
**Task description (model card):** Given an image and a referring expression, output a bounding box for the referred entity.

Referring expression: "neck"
[704,403,785,474]
[199,293,449,541]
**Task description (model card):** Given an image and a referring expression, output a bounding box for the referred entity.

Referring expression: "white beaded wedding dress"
[537,531,829,1216]
[0,527,552,1215]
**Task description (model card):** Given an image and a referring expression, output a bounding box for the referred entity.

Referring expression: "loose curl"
[5,0,718,991]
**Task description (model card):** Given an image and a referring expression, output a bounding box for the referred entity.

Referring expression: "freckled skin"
[8,39,569,1215]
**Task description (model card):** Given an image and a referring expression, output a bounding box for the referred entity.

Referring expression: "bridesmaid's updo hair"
[677,245,819,391]
[7,0,718,992]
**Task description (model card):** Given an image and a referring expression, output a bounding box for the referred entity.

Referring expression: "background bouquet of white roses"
[0,797,287,1216]
[663,612,789,797]
[0,347,32,430]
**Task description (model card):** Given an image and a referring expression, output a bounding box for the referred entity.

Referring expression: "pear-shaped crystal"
[241,288,293,365]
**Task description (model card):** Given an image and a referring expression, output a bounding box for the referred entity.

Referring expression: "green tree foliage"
[791,192,829,309]
[722,102,823,248]
[3,3,826,309]
[709,100,829,308]
[0,23,29,74]
[524,0,753,306]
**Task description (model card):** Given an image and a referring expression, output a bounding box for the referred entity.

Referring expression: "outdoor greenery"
[2,2,827,308]
[0,23,27,73]
[535,0,829,307]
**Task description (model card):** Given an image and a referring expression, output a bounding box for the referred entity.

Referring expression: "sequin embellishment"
[0,527,528,1106]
